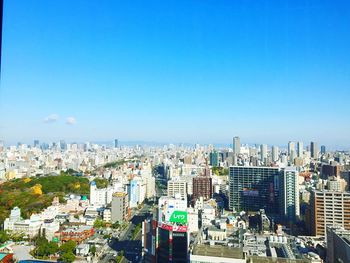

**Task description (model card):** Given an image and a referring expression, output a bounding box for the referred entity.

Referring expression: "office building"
[157,224,188,263]
[59,140,67,151]
[229,166,281,213]
[128,177,146,208]
[111,192,129,222]
[158,196,187,224]
[288,141,295,156]
[321,145,326,155]
[33,140,40,148]
[280,167,299,222]
[321,164,342,179]
[297,141,303,158]
[143,218,158,263]
[114,139,118,148]
[233,136,241,155]
[260,144,267,162]
[271,146,279,162]
[167,178,187,200]
[192,174,212,202]
[326,225,350,263]
[156,196,189,262]
[307,190,350,235]
[310,141,318,159]
[209,151,219,167]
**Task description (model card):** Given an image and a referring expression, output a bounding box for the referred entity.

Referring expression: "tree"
[90,245,96,256]
[47,241,58,256]
[59,240,77,254]
[93,219,106,228]
[60,251,76,263]
[33,237,58,258]
[0,230,9,244]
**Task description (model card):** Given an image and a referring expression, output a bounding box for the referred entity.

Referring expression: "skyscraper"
[272,146,279,162]
[209,151,219,167]
[280,167,299,222]
[114,139,118,148]
[59,140,67,151]
[229,166,281,213]
[232,136,241,155]
[33,140,40,148]
[321,145,326,155]
[288,141,295,156]
[297,141,303,158]
[310,141,318,159]
[260,144,267,162]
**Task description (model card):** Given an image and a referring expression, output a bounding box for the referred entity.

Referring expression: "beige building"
[111,192,128,222]
[307,190,350,235]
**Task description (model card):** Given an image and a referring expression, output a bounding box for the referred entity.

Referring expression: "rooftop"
[192,244,243,259]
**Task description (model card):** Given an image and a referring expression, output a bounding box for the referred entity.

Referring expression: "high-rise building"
[143,218,158,263]
[260,144,267,162]
[128,178,146,208]
[192,175,212,202]
[310,141,318,159]
[321,145,326,155]
[321,164,343,179]
[156,196,189,262]
[114,139,118,148]
[229,166,281,213]
[326,225,350,263]
[271,146,279,162]
[167,179,187,200]
[157,224,188,263]
[232,136,241,155]
[59,140,67,151]
[111,192,128,222]
[297,141,303,158]
[288,141,295,156]
[307,190,350,235]
[209,151,219,167]
[280,167,299,222]
[33,140,40,148]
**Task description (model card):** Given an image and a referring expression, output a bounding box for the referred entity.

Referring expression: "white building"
[202,203,216,226]
[128,177,146,208]
[167,178,187,200]
[90,181,107,207]
[4,208,42,238]
[158,196,187,224]
[187,207,199,233]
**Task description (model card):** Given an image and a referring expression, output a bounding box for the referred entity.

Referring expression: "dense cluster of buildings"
[1,137,350,262]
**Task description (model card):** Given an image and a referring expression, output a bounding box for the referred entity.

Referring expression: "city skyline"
[1,1,350,146]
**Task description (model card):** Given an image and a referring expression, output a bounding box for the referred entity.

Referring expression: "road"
[108,204,152,263]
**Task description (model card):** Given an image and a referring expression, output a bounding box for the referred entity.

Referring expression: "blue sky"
[1,0,350,147]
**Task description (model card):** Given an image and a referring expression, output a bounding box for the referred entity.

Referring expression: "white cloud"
[44,114,59,123]
[66,117,76,125]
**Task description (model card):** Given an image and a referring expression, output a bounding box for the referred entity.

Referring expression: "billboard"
[169,211,188,224]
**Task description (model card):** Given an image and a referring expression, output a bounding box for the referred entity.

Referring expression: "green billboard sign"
[169,211,187,224]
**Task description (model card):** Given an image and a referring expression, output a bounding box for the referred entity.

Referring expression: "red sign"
[172,225,187,232]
